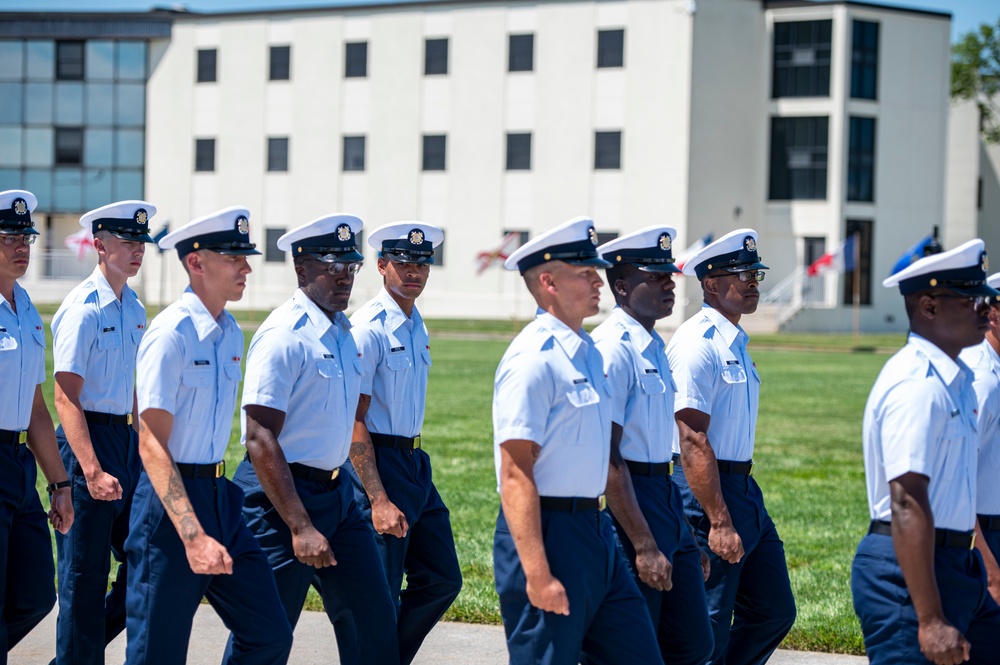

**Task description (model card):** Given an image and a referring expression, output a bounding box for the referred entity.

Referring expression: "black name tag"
[573,378,588,385]
[102,326,116,333]
[726,360,740,365]
[194,360,211,366]
[323,353,334,359]
[644,368,659,374]
[389,346,406,353]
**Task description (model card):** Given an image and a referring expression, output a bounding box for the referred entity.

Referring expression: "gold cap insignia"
[588,227,598,245]
[13,199,27,215]
[745,236,756,252]
[983,253,989,273]
[659,234,671,251]
[236,216,249,235]
[409,230,425,245]
[337,224,352,242]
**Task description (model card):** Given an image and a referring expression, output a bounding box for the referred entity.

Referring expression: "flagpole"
[852,231,861,344]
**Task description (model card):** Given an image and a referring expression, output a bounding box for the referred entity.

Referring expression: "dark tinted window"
[768,116,828,200]
[345,42,367,78]
[269,45,290,81]
[422,134,446,171]
[195,138,215,172]
[506,133,531,170]
[343,135,365,171]
[197,48,216,83]
[55,127,83,165]
[772,20,832,98]
[847,117,876,202]
[597,29,624,68]
[424,38,448,75]
[851,20,879,100]
[594,131,621,170]
[56,41,85,80]
[509,34,534,72]
[267,137,288,172]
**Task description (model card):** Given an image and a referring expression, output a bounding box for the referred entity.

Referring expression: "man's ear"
[915,293,937,321]
[702,276,719,296]
[615,278,628,297]
[294,263,307,287]
[539,270,557,295]
[185,251,203,276]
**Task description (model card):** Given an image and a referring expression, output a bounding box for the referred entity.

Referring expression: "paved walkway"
[11,604,867,664]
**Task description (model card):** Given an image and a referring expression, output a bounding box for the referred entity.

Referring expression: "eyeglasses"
[711,270,765,283]
[928,293,996,309]
[1,234,37,246]
[324,262,362,276]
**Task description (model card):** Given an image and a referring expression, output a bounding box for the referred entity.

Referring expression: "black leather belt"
[176,461,226,479]
[0,429,27,445]
[289,463,341,484]
[978,515,1000,532]
[718,459,754,475]
[869,520,976,550]
[370,433,421,449]
[625,460,674,477]
[84,411,133,426]
[539,496,605,512]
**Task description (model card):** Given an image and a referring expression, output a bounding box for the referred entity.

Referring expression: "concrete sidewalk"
[11,604,867,664]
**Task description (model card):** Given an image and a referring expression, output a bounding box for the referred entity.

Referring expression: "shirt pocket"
[421,347,432,368]
[180,367,214,423]
[314,358,342,412]
[0,331,17,374]
[720,364,747,384]
[130,328,145,347]
[639,373,666,396]
[96,330,123,379]
[386,352,412,372]
[566,382,601,408]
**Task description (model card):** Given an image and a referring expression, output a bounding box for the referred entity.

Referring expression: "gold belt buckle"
[126,413,134,425]
[17,430,27,444]
[214,461,226,478]
[667,460,675,475]
[970,532,977,551]
[749,462,755,476]
[330,467,341,481]
[413,435,421,449]
[598,495,607,511]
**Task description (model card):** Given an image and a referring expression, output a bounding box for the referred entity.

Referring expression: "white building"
[1,0,972,332]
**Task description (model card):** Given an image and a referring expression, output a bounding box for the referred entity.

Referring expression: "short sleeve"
[667,334,717,416]
[351,320,382,395]
[136,326,185,415]
[242,328,297,413]
[972,372,1000,452]
[595,339,632,426]
[878,380,944,482]
[493,349,555,446]
[51,304,96,379]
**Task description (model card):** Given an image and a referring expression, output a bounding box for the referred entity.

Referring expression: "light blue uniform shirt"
[493,310,611,497]
[666,304,760,462]
[351,287,431,438]
[864,334,978,532]
[241,289,363,470]
[960,338,1000,515]
[592,307,676,464]
[0,283,46,431]
[136,288,243,464]
[51,267,145,415]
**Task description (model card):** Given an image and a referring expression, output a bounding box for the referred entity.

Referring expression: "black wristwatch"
[46,480,71,494]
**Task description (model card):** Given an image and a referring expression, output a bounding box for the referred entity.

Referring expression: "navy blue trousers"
[0,444,55,659]
[344,447,462,665]
[672,464,796,665]
[977,516,1000,566]
[124,471,292,665]
[228,460,399,664]
[494,505,660,665]
[54,422,140,665]
[852,531,1000,664]
[610,473,713,665]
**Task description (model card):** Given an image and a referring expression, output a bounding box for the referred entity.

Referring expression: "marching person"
[0,190,73,657]
[591,226,713,664]
[959,271,1000,605]
[51,200,155,664]
[347,221,462,664]
[229,214,399,664]
[853,240,1000,665]
[492,216,660,664]
[126,207,292,664]
[666,228,796,665]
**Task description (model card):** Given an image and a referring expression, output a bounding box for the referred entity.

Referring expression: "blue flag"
[151,224,169,253]
[888,233,933,277]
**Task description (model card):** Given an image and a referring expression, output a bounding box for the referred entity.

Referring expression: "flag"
[888,233,936,276]
[807,235,856,277]
[64,227,94,260]
[674,232,713,272]
[475,231,523,275]
[151,223,169,253]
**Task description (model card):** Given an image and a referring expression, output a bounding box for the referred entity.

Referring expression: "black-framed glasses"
[305,256,362,275]
[928,292,995,309]
[711,270,765,283]
[1,234,37,246]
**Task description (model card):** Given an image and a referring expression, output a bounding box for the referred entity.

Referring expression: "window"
[597,29,624,68]
[343,135,365,171]
[594,131,622,170]
[506,133,531,170]
[269,45,290,81]
[197,48,217,83]
[843,220,872,306]
[265,228,285,263]
[847,117,876,202]
[502,229,530,248]
[422,134,446,171]
[345,42,367,78]
[851,20,879,100]
[195,138,215,172]
[54,127,83,165]
[267,137,289,172]
[509,34,534,72]
[772,20,832,98]
[56,41,85,80]
[768,116,828,200]
[424,38,448,75]
[596,231,618,246]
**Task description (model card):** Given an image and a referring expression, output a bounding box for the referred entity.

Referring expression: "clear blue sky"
[3,0,997,42]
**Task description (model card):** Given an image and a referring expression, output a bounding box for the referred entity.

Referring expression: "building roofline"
[763,0,949,21]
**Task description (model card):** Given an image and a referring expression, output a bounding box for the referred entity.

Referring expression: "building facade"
[1,0,961,332]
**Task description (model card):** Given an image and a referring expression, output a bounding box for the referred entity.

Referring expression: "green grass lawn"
[34,324,895,655]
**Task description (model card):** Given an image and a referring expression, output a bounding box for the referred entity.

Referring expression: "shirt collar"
[1,282,28,316]
[986,338,1000,372]
[91,267,121,309]
[536,309,586,358]
[377,287,420,333]
[610,307,660,353]
[701,304,746,348]
[908,333,964,387]
[293,288,350,339]
[180,287,230,342]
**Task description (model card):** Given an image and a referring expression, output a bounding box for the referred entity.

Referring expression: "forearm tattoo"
[350,440,385,502]
[164,466,198,541]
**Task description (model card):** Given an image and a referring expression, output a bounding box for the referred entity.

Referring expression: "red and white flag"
[807,235,856,277]
[475,232,523,275]
[674,232,713,272]
[65,227,95,260]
